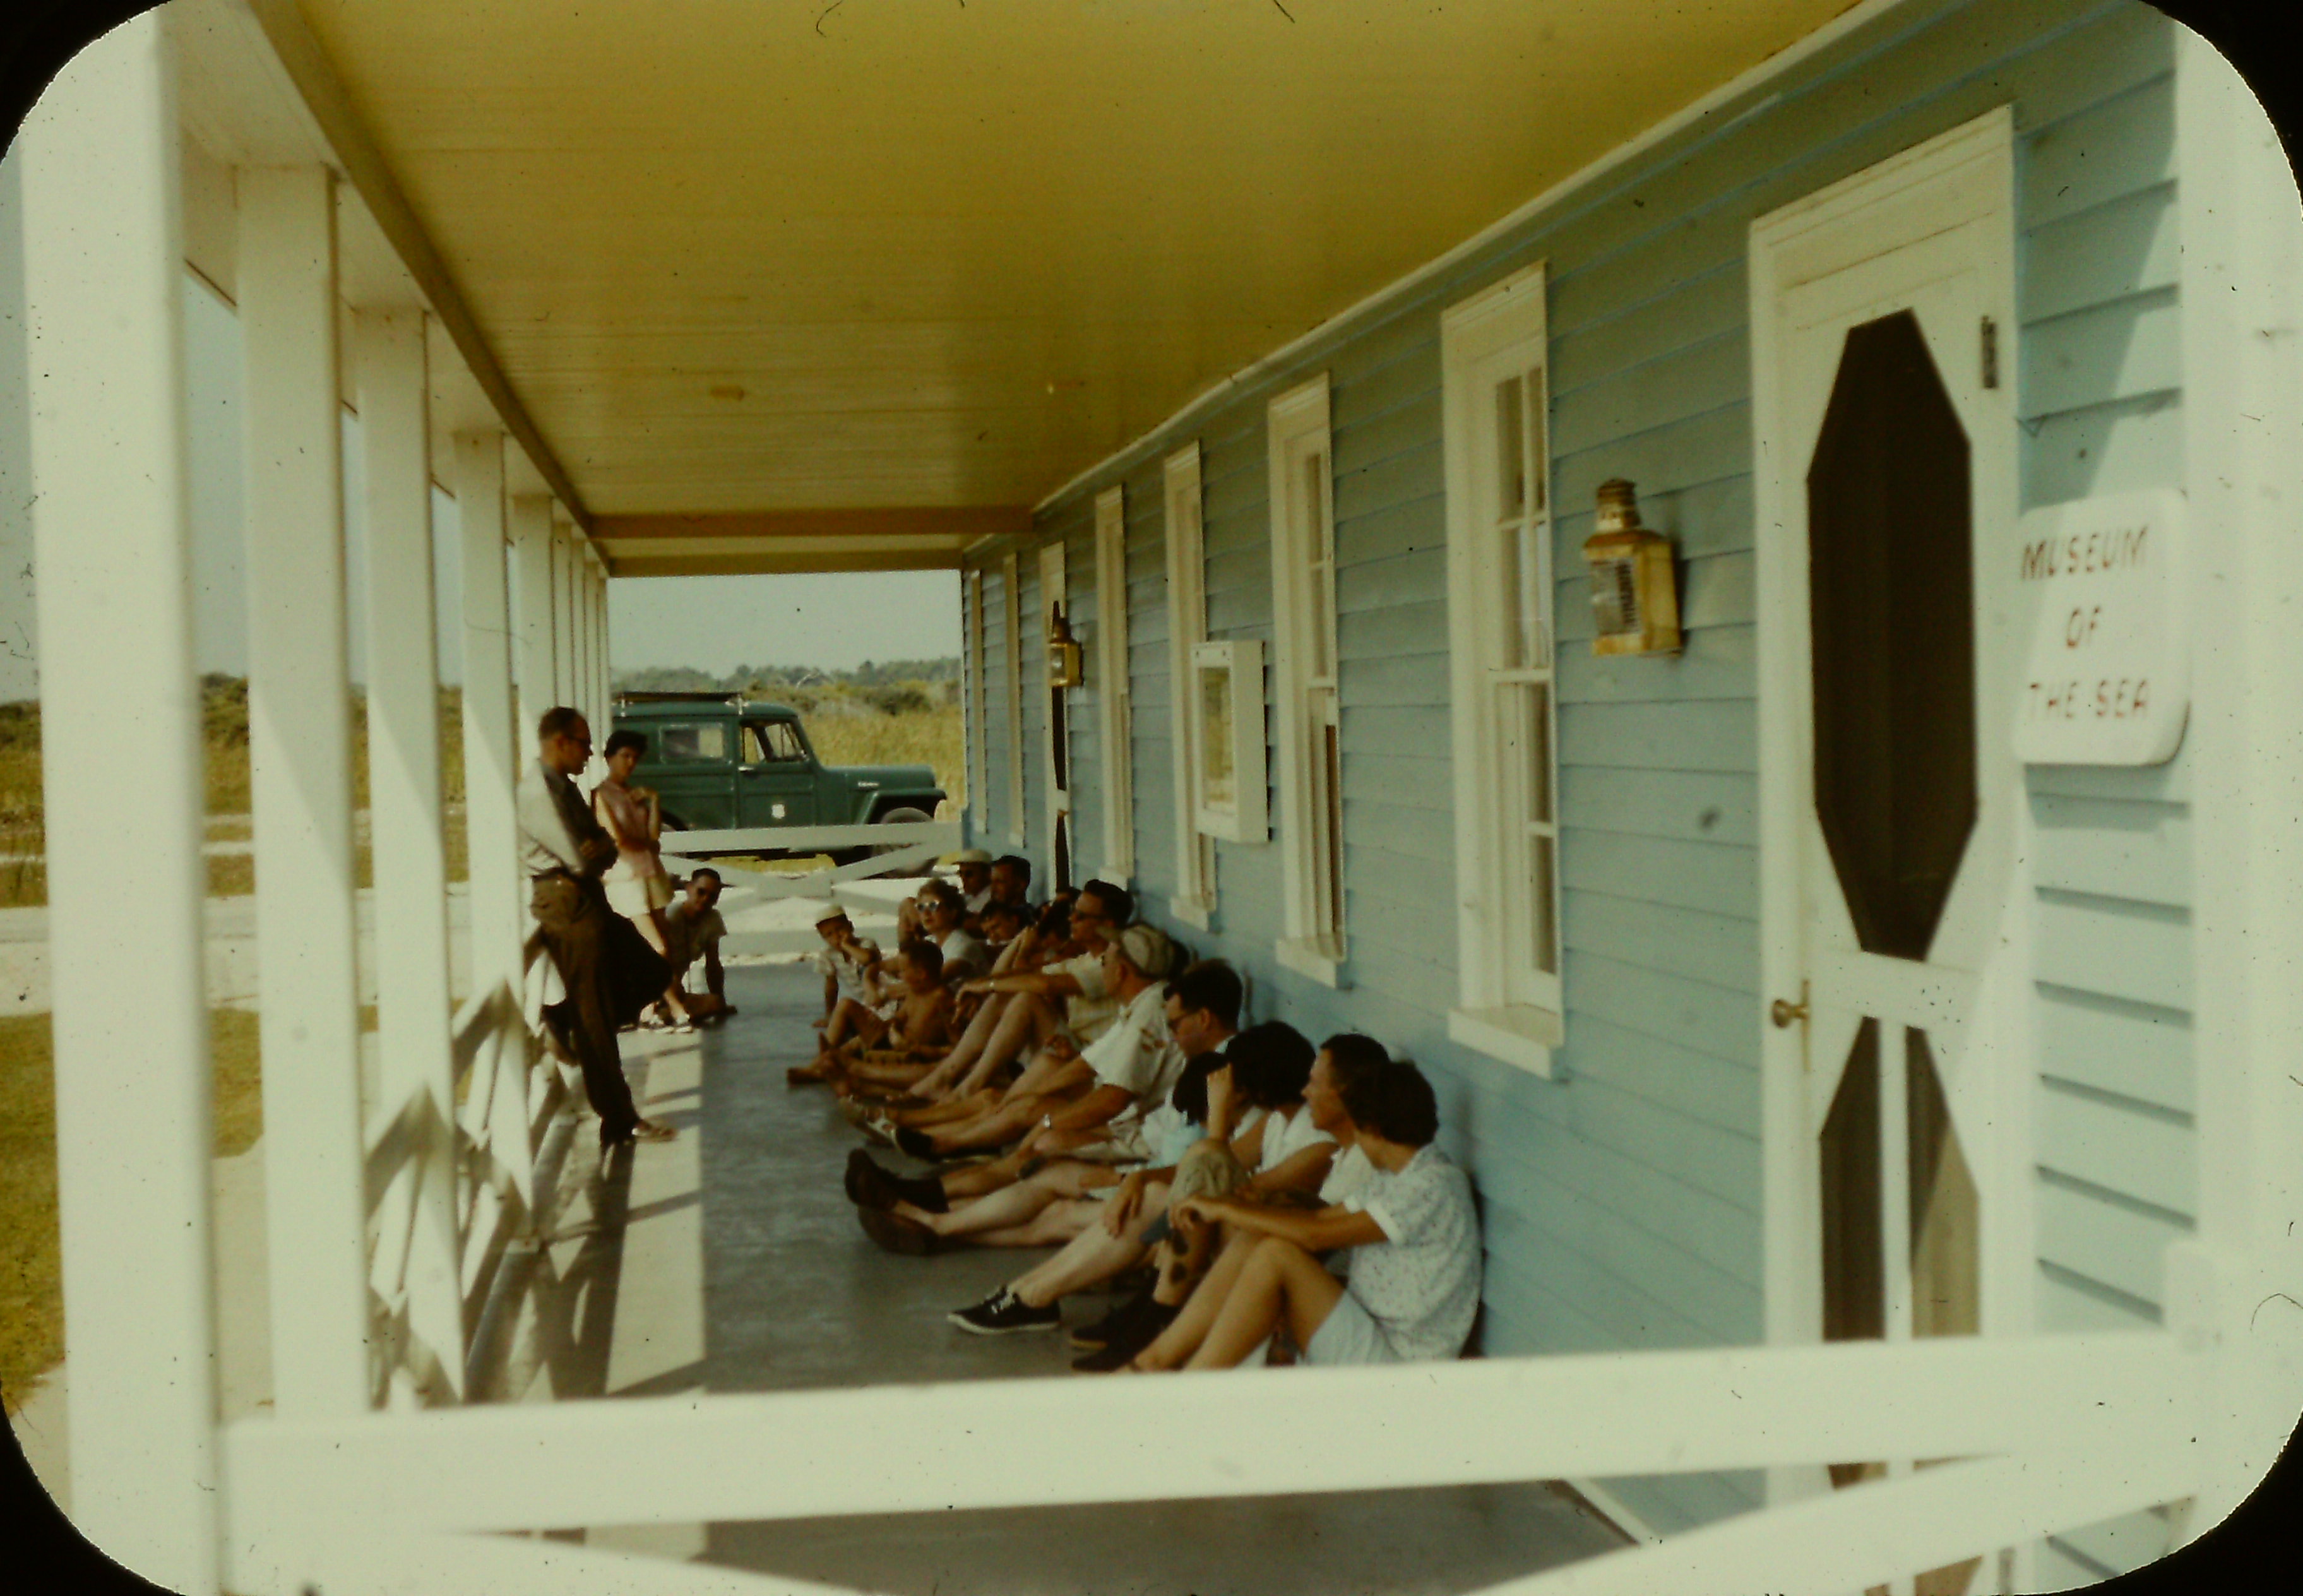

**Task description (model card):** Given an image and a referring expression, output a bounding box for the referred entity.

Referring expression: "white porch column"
[593,552,614,726]
[575,541,597,728]
[20,13,220,1589]
[550,506,576,704]
[510,493,556,737]
[2168,28,2303,1545]
[454,430,523,986]
[354,306,465,1400]
[234,162,370,1420]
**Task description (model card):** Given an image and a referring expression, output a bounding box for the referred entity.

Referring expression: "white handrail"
[666,819,961,855]
[223,1332,2199,1537]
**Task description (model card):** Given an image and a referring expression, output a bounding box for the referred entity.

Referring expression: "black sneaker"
[948,1287,1008,1325]
[1068,1288,1155,1350]
[894,1126,945,1161]
[948,1289,1061,1336]
[1071,1302,1177,1373]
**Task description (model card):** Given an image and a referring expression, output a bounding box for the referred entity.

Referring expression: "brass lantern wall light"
[1583,479,1681,657]
[1046,603,1085,688]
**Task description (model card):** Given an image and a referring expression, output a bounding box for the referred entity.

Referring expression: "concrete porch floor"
[549,960,1631,1595]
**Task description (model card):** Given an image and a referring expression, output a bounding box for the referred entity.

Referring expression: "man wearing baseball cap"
[950,849,996,919]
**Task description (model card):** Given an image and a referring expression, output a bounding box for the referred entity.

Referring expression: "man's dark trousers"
[532,874,662,1146]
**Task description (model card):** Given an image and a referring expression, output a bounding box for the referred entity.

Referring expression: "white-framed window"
[1093,487,1134,883]
[1001,550,1025,845]
[1441,259,1564,1076]
[965,568,987,829]
[1191,639,1267,842]
[1268,374,1346,986]
[1163,443,1220,927]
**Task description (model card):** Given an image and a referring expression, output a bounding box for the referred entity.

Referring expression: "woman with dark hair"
[592,727,690,1030]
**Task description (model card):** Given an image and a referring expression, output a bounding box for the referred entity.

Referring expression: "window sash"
[1444,265,1561,1045]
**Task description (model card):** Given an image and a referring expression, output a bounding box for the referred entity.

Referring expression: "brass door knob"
[1770,995,1810,1028]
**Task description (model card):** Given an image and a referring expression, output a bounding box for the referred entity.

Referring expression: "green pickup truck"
[610,692,946,859]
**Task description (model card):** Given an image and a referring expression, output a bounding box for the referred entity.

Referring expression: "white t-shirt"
[964,886,994,915]
[1254,1102,1337,1177]
[811,937,880,1004]
[936,928,989,984]
[1135,1100,1203,1168]
[1056,950,1121,1045]
[1082,980,1184,1121]
[1319,1141,1376,1206]
[1337,1145,1482,1363]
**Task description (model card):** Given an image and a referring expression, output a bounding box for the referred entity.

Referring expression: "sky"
[0,146,959,704]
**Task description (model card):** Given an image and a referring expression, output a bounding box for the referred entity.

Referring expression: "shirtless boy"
[804,939,955,1084]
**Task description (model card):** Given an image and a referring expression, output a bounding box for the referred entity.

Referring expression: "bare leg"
[900,1176,1064,1239]
[905,1159,1121,1241]
[1183,1238,1345,1370]
[1006,1180,1166,1307]
[925,1088,1078,1154]
[890,1087,1004,1129]
[952,994,1064,1098]
[954,1199,1107,1249]
[910,991,1010,1098]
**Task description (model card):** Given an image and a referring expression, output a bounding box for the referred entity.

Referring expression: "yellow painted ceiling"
[295,0,1855,521]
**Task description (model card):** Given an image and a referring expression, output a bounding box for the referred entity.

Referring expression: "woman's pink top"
[592,780,667,887]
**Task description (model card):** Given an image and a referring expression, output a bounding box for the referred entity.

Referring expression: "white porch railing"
[217,1330,2209,1596]
[667,819,963,894]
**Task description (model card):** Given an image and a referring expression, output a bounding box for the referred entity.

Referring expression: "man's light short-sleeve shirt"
[1337,1145,1482,1362]
[1057,950,1121,1044]
[664,900,727,975]
[1083,981,1183,1114]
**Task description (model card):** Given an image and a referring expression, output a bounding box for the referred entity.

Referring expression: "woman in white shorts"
[593,729,691,1030]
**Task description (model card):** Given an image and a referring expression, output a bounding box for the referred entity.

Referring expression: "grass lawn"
[0,1009,265,1417]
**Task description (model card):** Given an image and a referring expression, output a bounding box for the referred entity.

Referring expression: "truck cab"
[611,692,946,854]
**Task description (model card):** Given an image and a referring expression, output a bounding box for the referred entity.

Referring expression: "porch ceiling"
[286,0,1852,569]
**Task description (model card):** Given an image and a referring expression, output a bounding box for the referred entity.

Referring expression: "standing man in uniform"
[518,705,677,1148]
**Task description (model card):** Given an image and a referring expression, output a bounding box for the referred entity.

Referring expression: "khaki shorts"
[1167,1140,1249,1210]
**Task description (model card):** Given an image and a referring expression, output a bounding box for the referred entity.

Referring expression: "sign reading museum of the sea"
[2014,489,2188,765]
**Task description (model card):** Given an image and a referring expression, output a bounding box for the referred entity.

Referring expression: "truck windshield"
[744,722,808,763]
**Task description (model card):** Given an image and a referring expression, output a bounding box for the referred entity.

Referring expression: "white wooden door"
[1753,112,2028,1548]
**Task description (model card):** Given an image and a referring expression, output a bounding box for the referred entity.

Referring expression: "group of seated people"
[785,861,1483,1373]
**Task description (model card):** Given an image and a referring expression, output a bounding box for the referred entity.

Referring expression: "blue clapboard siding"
[966,0,2191,1549]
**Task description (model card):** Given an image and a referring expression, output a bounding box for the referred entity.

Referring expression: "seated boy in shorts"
[799,939,955,1085]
